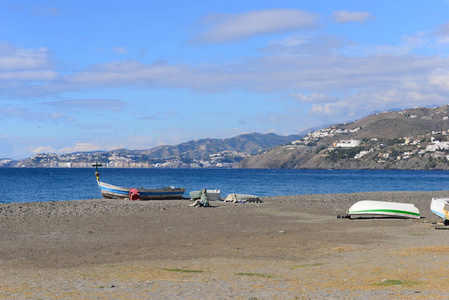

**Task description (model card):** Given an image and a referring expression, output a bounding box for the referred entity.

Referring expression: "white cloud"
[0,42,52,70]
[0,70,57,81]
[311,102,347,116]
[138,110,181,120]
[261,34,347,56]
[435,36,449,44]
[346,31,433,56]
[33,146,56,154]
[0,43,57,97]
[42,99,128,112]
[290,92,330,103]
[192,9,319,43]
[0,107,72,123]
[429,70,449,89]
[433,22,449,44]
[56,142,124,154]
[310,86,448,122]
[2,23,449,130]
[332,11,375,24]
[66,61,184,87]
[9,50,449,110]
[434,22,449,36]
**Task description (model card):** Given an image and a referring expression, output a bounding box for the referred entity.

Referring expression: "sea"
[1,168,449,204]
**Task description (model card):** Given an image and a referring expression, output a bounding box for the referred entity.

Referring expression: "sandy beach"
[1,191,449,299]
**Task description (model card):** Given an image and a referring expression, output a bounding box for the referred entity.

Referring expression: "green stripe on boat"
[349,209,420,216]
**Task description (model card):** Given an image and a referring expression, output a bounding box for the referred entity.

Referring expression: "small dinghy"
[341,200,420,219]
[430,198,449,225]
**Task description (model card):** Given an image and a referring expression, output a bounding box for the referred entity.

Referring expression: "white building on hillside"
[334,139,361,148]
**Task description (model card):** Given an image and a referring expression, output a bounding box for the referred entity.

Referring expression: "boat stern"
[430,197,449,221]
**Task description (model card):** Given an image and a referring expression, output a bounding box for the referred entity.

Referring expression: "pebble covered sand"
[1,191,449,299]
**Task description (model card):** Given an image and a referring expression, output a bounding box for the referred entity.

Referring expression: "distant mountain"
[240,105,449,170]
[15,132,304,168]
[136,132,303,159]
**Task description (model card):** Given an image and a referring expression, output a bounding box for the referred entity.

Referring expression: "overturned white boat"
[224,193,261,203]
[205,189,221,201]
[345,200,420,219]
[430,198,449,225]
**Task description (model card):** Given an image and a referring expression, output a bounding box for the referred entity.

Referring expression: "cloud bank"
[332,10,375,24]
[192,9,320,43]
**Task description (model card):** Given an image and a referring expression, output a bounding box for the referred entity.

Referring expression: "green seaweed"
[162,268,203,273]
[291,262,327,269]
[235,272,274,278]
[372,279,421,286]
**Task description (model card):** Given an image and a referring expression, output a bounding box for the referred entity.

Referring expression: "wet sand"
[1,191,449,299]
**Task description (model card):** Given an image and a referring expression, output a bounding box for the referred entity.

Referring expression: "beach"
[1,191,449,299]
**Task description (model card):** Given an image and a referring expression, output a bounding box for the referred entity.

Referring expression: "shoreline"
[0,189,444,220]
[1,191,449,299]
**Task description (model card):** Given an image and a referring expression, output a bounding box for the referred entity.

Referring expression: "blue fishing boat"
[97,180,186,200]
[93,163,185,200]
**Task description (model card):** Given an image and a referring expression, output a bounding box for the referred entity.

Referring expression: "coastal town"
[4,128,449,169]
[4,107,449,170]
[240,106,449,170]
[293,126,449,164]
[2,149,249,169]
[0,132,298,168]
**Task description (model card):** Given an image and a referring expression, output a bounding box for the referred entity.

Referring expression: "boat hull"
[430,197,449,221]
[97,181,185,200]
[347,200,420,219]
[205,189,221,201]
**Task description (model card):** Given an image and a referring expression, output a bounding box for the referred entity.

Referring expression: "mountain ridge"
[240,105,449,170]
[10,132,304,168]
[6,105,449,170]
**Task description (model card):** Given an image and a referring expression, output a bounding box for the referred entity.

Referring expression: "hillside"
[136,132,302,159]
[240,105,449,170]
[14,132,303,168]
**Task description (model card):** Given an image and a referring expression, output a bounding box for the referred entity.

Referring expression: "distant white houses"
[354,150,372,159]
[0,158,12,164]
[334,139,361,148]
[58,162,72,167]
[426,140,449,152]
[292,127,361,145]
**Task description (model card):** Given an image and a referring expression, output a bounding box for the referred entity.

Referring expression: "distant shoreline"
[4,164,449,171]
[1,189,447,218]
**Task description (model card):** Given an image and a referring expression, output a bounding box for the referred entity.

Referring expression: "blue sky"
[2,0,449,159]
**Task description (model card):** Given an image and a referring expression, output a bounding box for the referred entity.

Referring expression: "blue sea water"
[1,168,449,204]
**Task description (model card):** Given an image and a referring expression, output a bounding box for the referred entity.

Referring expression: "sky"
[2,0,449,159]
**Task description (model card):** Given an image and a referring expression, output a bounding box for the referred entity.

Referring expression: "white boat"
[224,193,261,203]
[346,200,420,219]
[206,189,221,201]
[430,198,449,225]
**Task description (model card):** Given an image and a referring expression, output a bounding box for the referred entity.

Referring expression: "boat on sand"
[97,180,186,200]
[93,163,185,200]
[342,200,420,219]
[430,198,449,225]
